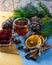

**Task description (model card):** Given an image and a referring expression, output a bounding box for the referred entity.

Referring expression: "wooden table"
[0,11,23,65]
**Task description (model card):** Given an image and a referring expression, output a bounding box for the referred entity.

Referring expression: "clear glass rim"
[13,18,30,27]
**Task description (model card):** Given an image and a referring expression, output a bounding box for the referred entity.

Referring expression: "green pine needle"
[41,20,52,36]
[38,1,52,17]
[13,2,52,19]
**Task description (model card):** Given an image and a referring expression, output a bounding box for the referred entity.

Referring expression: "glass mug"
[0,29,12,46]
[13,18,30,36]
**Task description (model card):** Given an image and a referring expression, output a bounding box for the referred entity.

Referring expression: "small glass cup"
[0,38,12,46]
[0,29,12,46]
[13,18,30,36]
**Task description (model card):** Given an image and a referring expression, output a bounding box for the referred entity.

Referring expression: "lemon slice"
[25,35,42,49]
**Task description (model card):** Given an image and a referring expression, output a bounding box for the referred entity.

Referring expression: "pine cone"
[2,17,15,30]
[30,16,42,32]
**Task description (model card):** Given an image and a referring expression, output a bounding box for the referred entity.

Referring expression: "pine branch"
[38,2,52,17]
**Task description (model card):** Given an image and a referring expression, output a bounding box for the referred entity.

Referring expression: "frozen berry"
[0,29,12,40]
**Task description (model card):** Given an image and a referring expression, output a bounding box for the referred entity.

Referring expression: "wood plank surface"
[0,52,23,65]
[0,41,19,55]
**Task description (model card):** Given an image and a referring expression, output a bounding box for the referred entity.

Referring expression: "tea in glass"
[13,18,30,36]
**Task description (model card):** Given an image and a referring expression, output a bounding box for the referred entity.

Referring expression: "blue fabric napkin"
[14,34,52,65]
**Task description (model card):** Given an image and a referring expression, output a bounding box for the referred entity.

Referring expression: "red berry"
[2,34,8,39]
[0,29,12,40]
